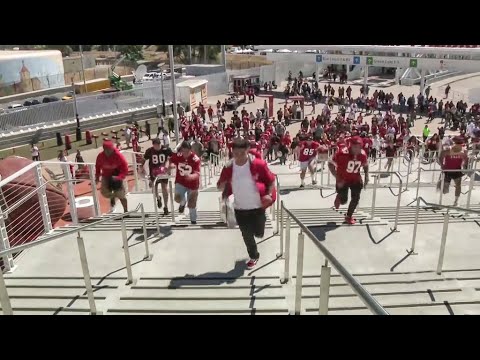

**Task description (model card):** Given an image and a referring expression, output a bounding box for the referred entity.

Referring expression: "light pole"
[158,62,166,116]
[79,45,87,94]
[168,45,179,144]
[71,78,81,141]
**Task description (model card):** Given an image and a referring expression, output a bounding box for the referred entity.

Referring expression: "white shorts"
[300,159,315,171]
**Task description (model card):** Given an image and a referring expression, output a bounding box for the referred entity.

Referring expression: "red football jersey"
[362,138,373,152]
[298,141,320,162]
[330,147,368,184]
[170,152,201,190]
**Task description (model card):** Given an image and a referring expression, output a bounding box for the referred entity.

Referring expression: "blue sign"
[353,56,361,65]
[316,55,322,63]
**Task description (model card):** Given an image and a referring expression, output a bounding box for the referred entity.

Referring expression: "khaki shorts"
[101,178,127,200]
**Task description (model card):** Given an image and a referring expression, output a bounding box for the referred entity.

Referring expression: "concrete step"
[1,298,102,313]
[108,298,289,314]
[126,286,285,299]
[299,279,464,297]
[5,287,117,298]
[135,276,280,288]
[3,277,125,288]
[303,289,480,312]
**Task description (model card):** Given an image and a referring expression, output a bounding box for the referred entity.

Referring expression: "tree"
[156,45,221,64]
[116,45,144,62]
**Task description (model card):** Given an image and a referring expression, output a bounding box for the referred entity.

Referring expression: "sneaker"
[334,195,341,210]
[191,221,197,225]
[453,199,458,207]
[246,258,258,270]
[179,205,185,214]
[344,216,356,225]
[312,180,317,186]
[157,197,163,209]
[109,199,116,213]
[254,232,264,239]
[300,183,305,189]
[163,207,169,216]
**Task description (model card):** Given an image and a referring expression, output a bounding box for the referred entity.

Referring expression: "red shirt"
[170,152,201,190]
[362,138,373,152]
[298,141,320,162]
[95,149,129,181]
[330,147,368,184]
[442,152,466,170]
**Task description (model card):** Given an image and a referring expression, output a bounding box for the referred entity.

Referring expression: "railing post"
[76,233,99,315]
[132,153,139,192]
[0,213,14,273]
[466,169,475,209]
[370,175,378,219]
[327,165,331,186]
[140,204,153,261]
[63,163,78,225]
[436,211,450,275]
[152,178,161,235]
[278,204,284,258]
[281,216,291,284]
[318,260,331,315]
[393,175,402,231]
[169,180,176,223]
[320,161,324,187]
[88,164,101,217]
[294,231,305,315]
[405,158,411,190]
[0,268,13,315]
[377,157,383,184]
[431,158,436,184]
[438,172,445,205]
[34,163,53,232]
[121,220,134,285]
[415,166,422,201]
[409,197,421,254]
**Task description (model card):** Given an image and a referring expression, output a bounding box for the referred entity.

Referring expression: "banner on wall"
[201,85,208,103]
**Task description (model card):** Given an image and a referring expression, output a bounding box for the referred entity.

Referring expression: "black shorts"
[444,172,463,181]
[336,182,363,203]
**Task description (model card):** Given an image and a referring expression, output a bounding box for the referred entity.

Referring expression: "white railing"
[0,160,100,272]
[0,203,152,315]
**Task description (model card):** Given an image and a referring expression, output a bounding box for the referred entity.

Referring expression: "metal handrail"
[280,201,389,315]
[0,202,153,315]
[0,203,145,258]
[408,197,480,275]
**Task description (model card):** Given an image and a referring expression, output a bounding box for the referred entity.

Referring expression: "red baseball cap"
[103,140,115,149]
[452,136,464,144]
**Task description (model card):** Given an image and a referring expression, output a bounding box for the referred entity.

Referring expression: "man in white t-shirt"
[217,138,276,270]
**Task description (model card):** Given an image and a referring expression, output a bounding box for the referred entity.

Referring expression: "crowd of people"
[89,75,480,270]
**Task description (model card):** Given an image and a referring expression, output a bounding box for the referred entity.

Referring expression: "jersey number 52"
[178,163,192,176]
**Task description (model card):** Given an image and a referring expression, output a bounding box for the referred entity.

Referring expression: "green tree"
[156,45,221,64]
[117,45,144,62]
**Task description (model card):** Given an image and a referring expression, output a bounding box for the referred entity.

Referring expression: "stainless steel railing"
[0,203,153,315]
[408,197,480,276]
[279,201,389,315]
